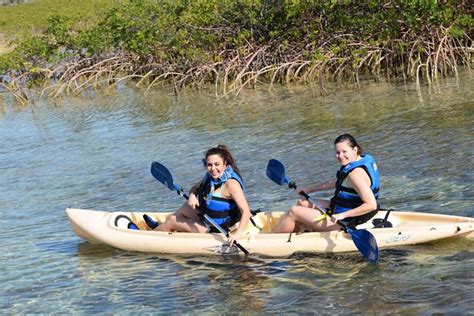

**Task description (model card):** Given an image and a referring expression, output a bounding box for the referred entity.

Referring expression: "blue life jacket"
[330,154,380,214]
[198,166,244,228]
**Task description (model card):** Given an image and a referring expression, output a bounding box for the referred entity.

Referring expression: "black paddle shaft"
[184,194,249,254]
[183,192,249,254]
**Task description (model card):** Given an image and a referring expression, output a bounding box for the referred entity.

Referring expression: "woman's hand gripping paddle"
[266,159,379,263]
[150,161,249,255]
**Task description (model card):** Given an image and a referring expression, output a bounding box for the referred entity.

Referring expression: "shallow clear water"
[1,71,473,314]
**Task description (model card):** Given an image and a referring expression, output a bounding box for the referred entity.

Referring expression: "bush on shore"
[0,0,472,104]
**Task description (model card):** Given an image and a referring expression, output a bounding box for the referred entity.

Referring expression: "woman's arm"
[332,168,377,221]
[188,181,203,209]
[300,179,336,194]
[225,179,251,245]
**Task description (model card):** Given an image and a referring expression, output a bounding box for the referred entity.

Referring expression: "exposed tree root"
[1,30,472,105]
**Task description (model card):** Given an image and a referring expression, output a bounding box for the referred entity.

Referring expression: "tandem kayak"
[66,208,473,257]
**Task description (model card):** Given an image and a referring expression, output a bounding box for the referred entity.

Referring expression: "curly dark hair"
[204,144,241,176]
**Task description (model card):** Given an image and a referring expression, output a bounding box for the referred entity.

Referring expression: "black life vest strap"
[329,169,348,211]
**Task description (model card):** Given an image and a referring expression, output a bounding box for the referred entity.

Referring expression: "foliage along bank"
[0,0,472,104]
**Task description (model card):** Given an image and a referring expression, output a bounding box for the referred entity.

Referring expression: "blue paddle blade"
[151,161,179,192]
[266,159,289,185]
[347,228,379,263]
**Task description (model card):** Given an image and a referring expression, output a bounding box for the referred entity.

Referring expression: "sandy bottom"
[0,33,13,54]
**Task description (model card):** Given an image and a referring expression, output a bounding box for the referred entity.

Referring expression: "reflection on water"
[1,69,473,314]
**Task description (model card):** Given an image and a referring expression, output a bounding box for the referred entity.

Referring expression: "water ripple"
[1,71,473,314]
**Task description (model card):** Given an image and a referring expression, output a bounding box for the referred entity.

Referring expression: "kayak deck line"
[66,208,474,256]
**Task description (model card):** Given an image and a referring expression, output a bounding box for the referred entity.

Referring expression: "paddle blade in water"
[348,228,379,263]
[266,159,289,186]
[151,161,178,192]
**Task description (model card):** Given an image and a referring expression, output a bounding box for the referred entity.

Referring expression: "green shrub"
[0,0,472,89]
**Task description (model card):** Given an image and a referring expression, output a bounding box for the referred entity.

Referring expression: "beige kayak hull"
[66,208,474,257]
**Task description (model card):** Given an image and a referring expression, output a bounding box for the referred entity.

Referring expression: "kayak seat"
[372,218,393,228]
[372,209,393,228]
[143,214,160,229]
[115,214,140,230]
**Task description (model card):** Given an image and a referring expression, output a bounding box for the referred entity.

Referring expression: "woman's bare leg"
[156,202,208,233]
[272,199,339,233]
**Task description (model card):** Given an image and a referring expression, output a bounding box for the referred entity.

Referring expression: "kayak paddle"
[150,161,250,255]
[266,159,379,263]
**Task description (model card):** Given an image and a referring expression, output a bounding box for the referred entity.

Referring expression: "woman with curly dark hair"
[145,145,251,246]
